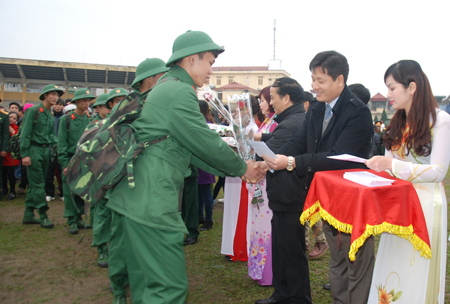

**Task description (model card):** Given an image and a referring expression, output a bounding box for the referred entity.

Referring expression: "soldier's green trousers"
[62,173,84,224]
[109,211,130,297]
[122,215,188,304]
[92,199,111,247]
[24,145,50,218]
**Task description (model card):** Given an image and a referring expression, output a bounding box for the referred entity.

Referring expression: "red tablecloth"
[300,169,431,261]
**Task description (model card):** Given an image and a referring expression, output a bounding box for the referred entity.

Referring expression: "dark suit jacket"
[258,102,307,212]
[277,85,373,190]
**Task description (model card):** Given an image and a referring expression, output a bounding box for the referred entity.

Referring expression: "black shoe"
[183,237,197,246]
[198,218,204,225]
[199,220,213,231]
[7,193,16,200]
[323,283,331,290]
[255,296,282,304]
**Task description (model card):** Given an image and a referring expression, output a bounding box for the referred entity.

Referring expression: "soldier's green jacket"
[0,111,10,152]
[20,103,57,158]
[107,65,247,233]
[58,112,91,169]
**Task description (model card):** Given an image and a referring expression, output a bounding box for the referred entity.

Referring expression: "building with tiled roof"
[207,60,290,94]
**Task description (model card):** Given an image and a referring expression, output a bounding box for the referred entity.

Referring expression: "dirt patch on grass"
[0,197,113,304]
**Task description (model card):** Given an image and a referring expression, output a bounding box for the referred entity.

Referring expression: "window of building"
[217,77,221,86]
[228,77,234,84]
[258,76,263,85]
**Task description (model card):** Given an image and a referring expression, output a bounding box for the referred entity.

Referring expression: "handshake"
[241,160,269,184]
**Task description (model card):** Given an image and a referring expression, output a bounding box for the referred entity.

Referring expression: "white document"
[248,140,277,173]
[328,154,367,163]
[248,140,277,159]
[343,171,394,187]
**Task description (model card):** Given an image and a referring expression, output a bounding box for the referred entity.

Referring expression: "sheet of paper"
[328,154,367,163]
[343,171,394,187]
[248,140,277,159]
[248,140,277,173]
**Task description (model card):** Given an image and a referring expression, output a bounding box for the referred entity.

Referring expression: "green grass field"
[0,171,449,303]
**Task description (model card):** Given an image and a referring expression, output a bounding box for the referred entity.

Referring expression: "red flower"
[39,107,43,112]
[71,114,76,120]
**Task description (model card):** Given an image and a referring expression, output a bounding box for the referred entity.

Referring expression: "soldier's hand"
[63,167,68,176]
[0,151,6,157]
[242,160,266,183]
[22,156,31,166]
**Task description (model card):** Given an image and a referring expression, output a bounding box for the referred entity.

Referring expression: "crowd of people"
[1,29,449,304]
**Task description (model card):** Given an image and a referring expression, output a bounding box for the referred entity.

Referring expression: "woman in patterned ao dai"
[366,60,450,304]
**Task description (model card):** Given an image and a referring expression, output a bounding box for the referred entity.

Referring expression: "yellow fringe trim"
[300,201,432,261]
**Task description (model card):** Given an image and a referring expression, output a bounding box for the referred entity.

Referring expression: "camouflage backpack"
[66,77,177,205]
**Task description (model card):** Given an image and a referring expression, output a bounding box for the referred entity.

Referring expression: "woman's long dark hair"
[198,99,214,122]
[251,95,265,123]
[383,60,437,156]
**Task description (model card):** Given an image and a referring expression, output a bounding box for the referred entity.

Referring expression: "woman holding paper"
[366,60,450,304]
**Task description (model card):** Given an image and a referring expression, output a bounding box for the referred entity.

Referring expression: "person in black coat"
[254,77,311,304]
[263,51,374,304]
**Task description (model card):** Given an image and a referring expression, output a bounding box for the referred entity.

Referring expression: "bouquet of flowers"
[202,87,232,125]
[227,93,263,206]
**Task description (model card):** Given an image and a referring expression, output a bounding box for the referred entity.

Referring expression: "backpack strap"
[65,113,72,132]
[126,135,168,189]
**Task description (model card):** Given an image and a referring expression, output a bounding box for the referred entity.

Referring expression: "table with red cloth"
[300,169,431,261]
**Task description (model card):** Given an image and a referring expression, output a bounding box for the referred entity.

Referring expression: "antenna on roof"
[273,19,276,59]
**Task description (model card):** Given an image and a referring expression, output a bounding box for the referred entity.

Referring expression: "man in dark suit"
[254,77,311,304]
[263,51,374,304]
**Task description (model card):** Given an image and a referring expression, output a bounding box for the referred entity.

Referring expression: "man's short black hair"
[348,83,371,104]
[303,92,314,103]
[309,51,349,83]
[9,102,20,109]
[272,77,304,104]
[56,98,65,106]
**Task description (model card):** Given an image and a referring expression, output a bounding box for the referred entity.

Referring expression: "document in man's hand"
[343,171,394,187]
[248,140,277,159]
[247,140,276,173]
[327,154,367,163]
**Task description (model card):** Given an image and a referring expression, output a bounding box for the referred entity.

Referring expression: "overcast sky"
[1,0,449,97]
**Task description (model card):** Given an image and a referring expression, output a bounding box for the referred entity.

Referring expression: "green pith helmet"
[106,88,128,109]
[39,84,64,101]
[72,88,96,103]
[131,58,170,89]
[166,30,224,67]
[92,93,109,108]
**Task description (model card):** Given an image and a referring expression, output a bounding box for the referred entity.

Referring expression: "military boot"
[40,217,54,229]
[97,247,109,268]
[69,222,79,235]
[22,214,40,225]
[76,218,91,229]
[112,294,127,304]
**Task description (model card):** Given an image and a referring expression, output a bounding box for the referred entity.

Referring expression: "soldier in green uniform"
[89,88,129,269]
[106,58,169,304]
[58,88,95,234]
[106,88,128,110]
[0,108,10,200]
[106,31,264,304]
[92,93,110,121]
[21,84,63,227]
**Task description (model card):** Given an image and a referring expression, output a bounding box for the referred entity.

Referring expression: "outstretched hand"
[242,160,267,184]
[263,154,289,171]
[365,156,393,172]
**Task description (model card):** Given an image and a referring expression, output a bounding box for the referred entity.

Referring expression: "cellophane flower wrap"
[227,93,263,205]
